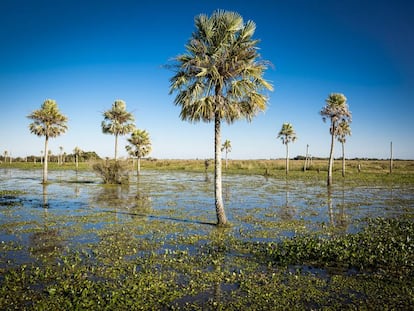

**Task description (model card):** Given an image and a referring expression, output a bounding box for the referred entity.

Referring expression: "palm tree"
[320,93,351,186]
[336,120,351,177]
[59,146,64,165]
[169,10,273,225]
[221,140,232,170]
[73,147,83,170]
[3,150,7,164]
[101,100,135,161]
[277,123,297,174]
[28,99,68,183]
[125,129,152,176]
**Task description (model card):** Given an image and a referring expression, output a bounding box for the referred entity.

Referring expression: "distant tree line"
[1,151,100,164]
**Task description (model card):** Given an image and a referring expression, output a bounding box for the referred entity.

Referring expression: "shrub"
[93,160,129,184]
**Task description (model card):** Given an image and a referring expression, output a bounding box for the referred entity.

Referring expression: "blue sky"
[1,0,413,160]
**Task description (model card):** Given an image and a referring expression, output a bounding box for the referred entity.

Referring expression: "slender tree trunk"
[285,143,289,174]
[390,141,393,174]
[137,157,141,176]
[75,154,79,170]
[225,150,228,170]
[114,134,119,161]
[43,136,49,184]
[341,141,345,177]
[327,130,335,187]
[214,114,227,225]
[304,144,309,172]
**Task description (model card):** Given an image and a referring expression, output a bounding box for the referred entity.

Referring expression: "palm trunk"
[327,130,335,187]
[137,157,141,176]
[214,114,227,225]
[75,154,79,170]
[341,141,345,177]
[114,134,118,161]
[43,136,49,184]
[285,143,289,174]
[225,150,228,169]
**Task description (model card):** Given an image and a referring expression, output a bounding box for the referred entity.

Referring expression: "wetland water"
[1,168,413,256]
[1,168,414,309]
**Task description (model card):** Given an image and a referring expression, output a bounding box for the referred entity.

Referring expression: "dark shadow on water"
[102,209,217,226]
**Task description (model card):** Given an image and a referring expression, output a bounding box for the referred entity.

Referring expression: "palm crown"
[277,123,297,145]
[221,140,232,153]
[126,129,152,158]
[28,99,68,138]
[337,120,351,143]
[169,10,273,123]
[101,100,135,136]
[320,93,352,135]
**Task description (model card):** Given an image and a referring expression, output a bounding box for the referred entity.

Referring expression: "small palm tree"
[3,150,7,164]
[101,100,135,161]
[28,99,68,183]
[126,129,152,176]
[277,123,297,174]
[59,146,64,165]
[336,120,351,177]
[320,93,351,186]
[221,140,232,170]
[73,147,83,170]
[169,10,273,225]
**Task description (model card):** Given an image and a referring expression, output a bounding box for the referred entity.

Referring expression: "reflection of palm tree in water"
[31,183,63,260]
[279,179,295,220]
[92,182,152,215]
[327,186,349,231]
[42,184,49,208]
[327,187,334,226]
[135,175,152,211]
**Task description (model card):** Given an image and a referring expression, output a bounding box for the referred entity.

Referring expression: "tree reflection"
[326,186,349,231]
[30,184,63,260]
[42,183,49,208]
[279,179,295,220]
[91,182,152,214]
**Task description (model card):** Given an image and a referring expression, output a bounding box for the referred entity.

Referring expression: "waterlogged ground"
[1,168,414,309]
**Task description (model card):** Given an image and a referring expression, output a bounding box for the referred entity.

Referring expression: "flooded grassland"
[1,168,413,310]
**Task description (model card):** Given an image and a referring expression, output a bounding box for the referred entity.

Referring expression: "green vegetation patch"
[1,217,413,309]
[251,217,414,276]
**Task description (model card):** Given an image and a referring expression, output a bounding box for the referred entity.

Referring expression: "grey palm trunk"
[137,157,141,176]
[285,142,289,174]
[114,134,119,161]
[214,115,227,225]
[43,136,49,183]
[327,125,335,187]
[341,141,346,177]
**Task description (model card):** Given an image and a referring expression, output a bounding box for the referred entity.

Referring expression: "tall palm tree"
[277,123,297,174]
[101,100,135,161]
[221,140,232,170]
[169,10,273,225]
[125,129,152,176]
[28,99,68,183]
[320,93,351,186]
[336,120,351,177]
